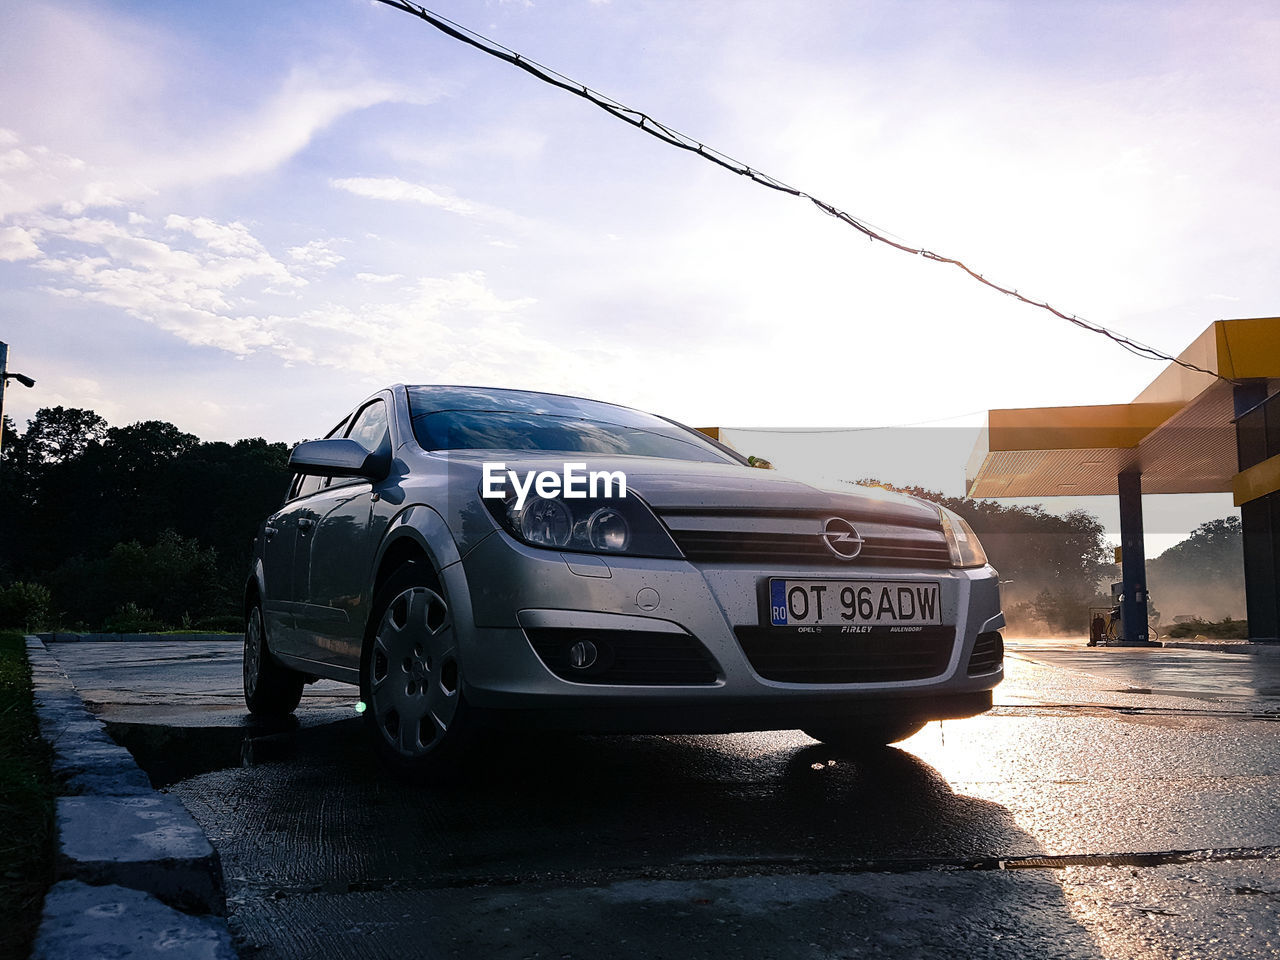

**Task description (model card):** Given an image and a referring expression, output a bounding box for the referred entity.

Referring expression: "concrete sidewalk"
[26,637,238,959]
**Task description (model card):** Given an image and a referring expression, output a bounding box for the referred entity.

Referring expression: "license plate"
[769,579,942,627]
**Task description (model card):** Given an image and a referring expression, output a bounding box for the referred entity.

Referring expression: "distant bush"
[1165,617,1249,639]
[191,615,244,633]
[0,581,51,631]
[102,602,166,634]
[48,529,229,630]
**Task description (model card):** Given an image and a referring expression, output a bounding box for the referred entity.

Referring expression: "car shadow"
[122,716,1048,868]
[116,713,1108,958]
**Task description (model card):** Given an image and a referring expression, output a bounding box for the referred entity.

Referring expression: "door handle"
[298,518,316,531]
[263,525,278,540]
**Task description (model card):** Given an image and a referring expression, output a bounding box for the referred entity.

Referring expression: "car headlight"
[520,497,574,546]
[938,506,988,568]
[483,489,682,559]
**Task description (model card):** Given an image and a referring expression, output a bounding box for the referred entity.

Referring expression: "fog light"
[568,640,598,669]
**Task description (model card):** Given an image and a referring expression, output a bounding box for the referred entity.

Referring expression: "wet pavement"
[45,637,1280,959]
[1007,640,1280,707]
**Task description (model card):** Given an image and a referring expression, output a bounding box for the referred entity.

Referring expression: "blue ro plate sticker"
[770,579,788,626]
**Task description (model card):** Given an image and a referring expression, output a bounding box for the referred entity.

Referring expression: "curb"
[39,632,239,643]
[32,881,238,960]
[1160,640,1280,655]
[25,637,238,958]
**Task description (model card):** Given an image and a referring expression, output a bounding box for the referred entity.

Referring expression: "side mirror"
[289,438,388,480]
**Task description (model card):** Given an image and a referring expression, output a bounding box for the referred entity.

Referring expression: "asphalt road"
[48,638,1280,960]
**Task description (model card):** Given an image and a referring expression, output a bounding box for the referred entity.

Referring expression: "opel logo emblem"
[821,517,864,560]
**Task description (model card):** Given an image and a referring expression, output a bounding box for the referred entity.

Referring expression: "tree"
[102,420,200,477]
[79,420,202,549]
[1147,516,1245,621]
[855,479,1112,633]
[0,414,18,459]
[15,406,107,465]
[160,437,292,584]
[1150,517,1242,580]
[0,404,293,630]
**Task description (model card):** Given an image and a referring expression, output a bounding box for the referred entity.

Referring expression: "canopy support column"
[1117,470,1156,645]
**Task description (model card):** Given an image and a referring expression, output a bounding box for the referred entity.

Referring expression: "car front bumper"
[448,530,1003,733]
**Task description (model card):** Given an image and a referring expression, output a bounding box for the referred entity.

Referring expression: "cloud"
[383,124,548,169]
[0,225,40,261]
[257,274,611,387]
[30,212,303,355]
[148,71,429,190]
[12,204,590,388]
[330,176,528,229]
[288,239,346,270]
[165,216,273,258]
[0,70,428,220]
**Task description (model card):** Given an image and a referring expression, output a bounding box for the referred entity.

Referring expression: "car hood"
[438,451,943,530]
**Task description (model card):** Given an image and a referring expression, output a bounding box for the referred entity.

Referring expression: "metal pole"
[1233,380,1275,641]
[0,341,8,456]
[1118,470,1150,644]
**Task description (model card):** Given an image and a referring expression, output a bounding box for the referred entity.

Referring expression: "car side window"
[296,472,326,498]
[324,400,388,491]
[288,415,351,501]
[346,400,389,452]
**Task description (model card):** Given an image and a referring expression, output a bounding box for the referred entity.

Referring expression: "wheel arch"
[369,504,461,604]
[244,559,266,619]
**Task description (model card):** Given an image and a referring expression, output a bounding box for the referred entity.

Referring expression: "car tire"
[802,718,927,752]
[360,561,473,780]
[243,601,305,716]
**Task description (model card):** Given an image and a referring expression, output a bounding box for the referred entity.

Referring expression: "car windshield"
[407,386,736,463]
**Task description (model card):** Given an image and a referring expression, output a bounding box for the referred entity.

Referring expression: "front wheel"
[803,718,927,752]
[360,562,473,780]
[243,602,305,716]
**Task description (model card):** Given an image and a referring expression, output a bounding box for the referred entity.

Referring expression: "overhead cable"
[372,0,1232,383]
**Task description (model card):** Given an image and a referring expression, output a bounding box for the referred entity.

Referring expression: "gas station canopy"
[966,318,1280,501]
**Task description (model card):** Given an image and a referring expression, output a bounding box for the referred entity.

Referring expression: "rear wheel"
[803,718,927,752]
[243,602,305,716]
[360,562,472,780]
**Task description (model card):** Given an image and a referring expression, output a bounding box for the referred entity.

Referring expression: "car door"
[265,414,351,660]
[294,397,391,671]
[259,474,315,652]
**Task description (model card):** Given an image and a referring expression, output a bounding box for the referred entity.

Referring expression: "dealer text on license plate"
[769,579,941,627]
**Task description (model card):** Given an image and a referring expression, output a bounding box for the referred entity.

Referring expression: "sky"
[2,0,1277,547]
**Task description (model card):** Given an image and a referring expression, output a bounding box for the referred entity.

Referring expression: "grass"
[1165,617,1250,639]
[0,630,57,960]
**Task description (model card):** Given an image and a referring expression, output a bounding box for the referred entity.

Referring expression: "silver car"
[244,386,1003,777]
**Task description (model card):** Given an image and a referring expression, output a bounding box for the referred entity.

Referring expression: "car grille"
[733,626,956,683]
[966,631,1004,675]
[525,627,719,685]
[657,511,952,568]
